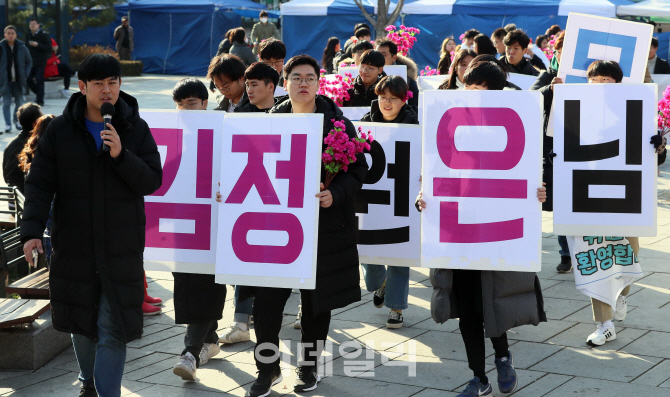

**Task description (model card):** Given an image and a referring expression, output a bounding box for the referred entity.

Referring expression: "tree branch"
[354,0,377,27]
[387,0,405,26]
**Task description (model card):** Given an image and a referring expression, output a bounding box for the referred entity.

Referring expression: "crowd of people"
[2,11,668,397]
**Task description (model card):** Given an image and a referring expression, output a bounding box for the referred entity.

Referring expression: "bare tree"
[353,0,405,39]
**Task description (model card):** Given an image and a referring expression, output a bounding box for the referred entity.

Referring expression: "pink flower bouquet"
[322,123,373,188]
[318,70,354,107]
[659,85,670,137]
[385,25,420,57]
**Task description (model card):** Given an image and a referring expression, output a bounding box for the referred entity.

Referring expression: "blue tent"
[281,0,633,71]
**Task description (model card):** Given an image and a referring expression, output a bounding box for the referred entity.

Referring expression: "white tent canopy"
[618,0,670,17]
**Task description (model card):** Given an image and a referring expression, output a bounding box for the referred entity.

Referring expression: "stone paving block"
[630,256,670,274]
[0,367,69,395]
[542,298,590,320]
[541,282,591,302]
[510,373,573,397]
[544,376,668,396]
[506,320,577,343]
[362,354,494,391]
[621,331,670,359]
[145,271,174,282]
[408,388,459,397]
[632,359,670,387]
[126,326,186,349]
[626,273,670,308]
[352,323,429,352]
[529,346,661,382]
[407,317,460,333]
[545,324,648,351]
[617,307,670,333]
[280,375,425,397]
[411,331,515,362]
[0,370,30,383]
[279,319,382,344]
[503,341,563,369]
[479,369,545,396]
[124,384,247,396]
[0,373,151,397]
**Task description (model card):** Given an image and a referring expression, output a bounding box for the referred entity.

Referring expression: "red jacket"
[44,38,59,78]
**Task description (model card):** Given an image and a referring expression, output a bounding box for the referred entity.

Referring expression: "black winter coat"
[360,100,419,124]
[173,273,227,324]
[531,66,558,212]
[500,55,539,77]
[214,92,250,112]
[217,38,232,56]
[20,91,162,342]
[653,57,670,74]
[26,28,52,68]
[268,95,368,314]
[343,74,383,107]
[529,54,547,71]
[3,129,31,194]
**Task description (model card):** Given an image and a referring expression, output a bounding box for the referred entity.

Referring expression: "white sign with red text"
[215,114,322,289]
[141,110,225,274]
[421,90,543,271]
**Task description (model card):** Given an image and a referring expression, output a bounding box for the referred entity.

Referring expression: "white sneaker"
[613,295,628,322]
[4,124,11,133]
[218,324,251,344]
[199,343,220,366]
[294,304,302,329]
[173,352,197,381]
[61,89,72,97]
[586,323,616,346]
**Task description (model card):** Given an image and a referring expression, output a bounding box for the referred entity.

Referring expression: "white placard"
[508,73,538,90]
[141,110,225,274]
[420,90,543,271]
[275,86,288,97]
[215,114,323,289]
[353,122,422,267]
[339,65,408,83]
[558,13,653,84]
[418,75,448,91]
[553,84,658,236]
[342,107,370,121]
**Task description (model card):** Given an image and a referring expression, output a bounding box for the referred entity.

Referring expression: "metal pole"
[59,0,69,64]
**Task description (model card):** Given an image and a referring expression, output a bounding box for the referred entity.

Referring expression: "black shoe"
[79,383,98,397]
[249,366,282,397]
[386,310,404,329]
[556,256,572,273]
[373,279,386,308]
[294,366,320,393]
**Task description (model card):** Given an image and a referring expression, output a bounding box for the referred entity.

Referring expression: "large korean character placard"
[559,13,653,84]
[553,84,658,236]
[353,122,422,267]
[421,91,543,271]
[141,110,225,274]
[215,114,322,289]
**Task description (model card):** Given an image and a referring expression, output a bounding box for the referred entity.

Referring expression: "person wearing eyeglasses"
[259,39,286,87]
[342,50,386,107]
[207,54,249,112]
[530,31,568,273]
[246,55,367,397]
[360,75,418,124]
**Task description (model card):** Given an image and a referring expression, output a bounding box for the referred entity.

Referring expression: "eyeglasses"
[215,81,233,92]
[359,66,379,73]
[289,76,318,86]
[263,59,284,68]
[378,96,401,104]
[175,101,204,110]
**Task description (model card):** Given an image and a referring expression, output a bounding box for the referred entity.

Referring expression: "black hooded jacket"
[343,74,384,107]
[500,55,539,77]
[20,91,162,342]
[268,95,368,314]
[360,100,419,124]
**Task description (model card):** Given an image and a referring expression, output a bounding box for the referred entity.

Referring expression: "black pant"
[183,320,218,367]
[253,287,331,372]
[453,269,509,381]
[27,66,45,103]
[57,63,75,90]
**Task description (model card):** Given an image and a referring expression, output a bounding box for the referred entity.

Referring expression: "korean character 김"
[596,245,613,270]
[613,244,637,266]
[576,250,598,276]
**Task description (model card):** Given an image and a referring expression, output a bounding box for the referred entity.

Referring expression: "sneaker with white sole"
[3,124,10,133]
[294,304,302,329]
[613,295,628,322]
[62,89,72,97]
[199,342,220,366]
[294,366,320,393]
[456,376,493,397]
[173,352,197,381]
[249,366,283,397]
[373,279,386,308]
[218,324,251,344]
[386,310,404,329]
[586,323,616,346]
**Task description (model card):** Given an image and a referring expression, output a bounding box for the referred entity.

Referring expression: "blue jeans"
[233,285,253,324]
[71,293,127,397]
[2,81,23,126]
[361,264,409,310]
[558,235,570,257]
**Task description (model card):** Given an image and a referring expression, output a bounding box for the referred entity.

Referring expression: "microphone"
[100,102,115,152]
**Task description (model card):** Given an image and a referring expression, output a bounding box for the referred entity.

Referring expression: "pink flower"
[385,25,395,32]
[459,33,465,41]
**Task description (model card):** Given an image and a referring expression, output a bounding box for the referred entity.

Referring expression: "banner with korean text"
[215,114,323,289]
[141,110,225,274]
[353,122,422,267]
[421,91,543,271]
[553,84,658,236]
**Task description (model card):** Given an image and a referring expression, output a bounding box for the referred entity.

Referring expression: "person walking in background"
[648,37,670,75]
[229,28,256,67]
[114,16,134,61]
[1,25,32,133]
[322,37,340,74]
[217,29,235,56]
[473,34,497,56]
[44,37,76,97]
[250,11,279,56]
[26,19,50,106]
[437,37,456,75]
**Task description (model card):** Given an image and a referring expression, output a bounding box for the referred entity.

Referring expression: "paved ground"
[1,75,670,396]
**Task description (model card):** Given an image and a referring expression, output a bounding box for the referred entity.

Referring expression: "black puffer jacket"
[269,95,368,314]
[173,273,227,324]
[20,91,162,342]
[500,55,539,77]
[343,74,384,107]
[26,28,52,68]
[360,100,419,124]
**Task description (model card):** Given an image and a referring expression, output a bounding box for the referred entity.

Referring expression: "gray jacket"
[229,42,256,66]
[430,268,547,338]
[114,25,134,52]
[0,39,33,91]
